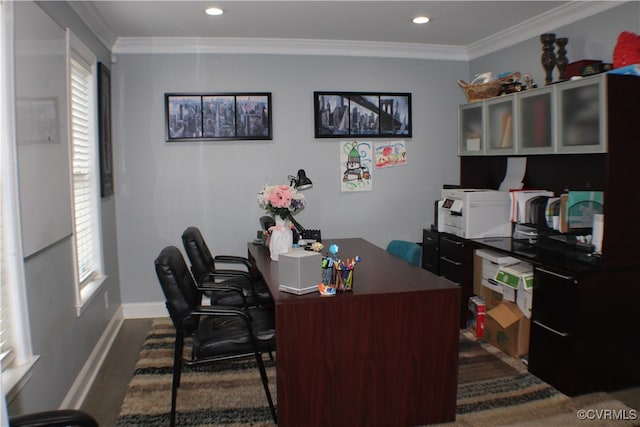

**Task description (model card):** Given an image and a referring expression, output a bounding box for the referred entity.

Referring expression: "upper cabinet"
[556,76,606,153]
[458,103,483,155]
[518,87,554,154]
[458,74,608,156]
[485,96,516,155]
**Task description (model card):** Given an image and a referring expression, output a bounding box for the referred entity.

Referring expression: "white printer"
[437,189,511,239]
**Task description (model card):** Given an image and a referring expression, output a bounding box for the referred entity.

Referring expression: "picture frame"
[165,92,272,141]
[98,62,114,198]
[314,92,412,138]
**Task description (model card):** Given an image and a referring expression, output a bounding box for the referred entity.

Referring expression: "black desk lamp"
[289,169,313,190]
[287,169,321,242]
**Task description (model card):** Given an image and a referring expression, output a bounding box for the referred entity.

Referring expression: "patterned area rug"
[117,319,637,426]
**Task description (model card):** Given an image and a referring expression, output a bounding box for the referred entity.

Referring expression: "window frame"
[66,29,106,316]
[1,0,37,400]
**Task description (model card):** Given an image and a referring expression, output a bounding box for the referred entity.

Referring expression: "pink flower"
[267,185,293,208]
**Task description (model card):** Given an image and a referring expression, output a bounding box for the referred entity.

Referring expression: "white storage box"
[494,262,533,311]
[278,249,322,295]
[475,249,519,294]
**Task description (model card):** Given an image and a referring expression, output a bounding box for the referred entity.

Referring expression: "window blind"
[70,57,98,286]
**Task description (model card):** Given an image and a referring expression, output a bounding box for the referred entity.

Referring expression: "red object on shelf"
[566,60,601,78]
[613,31,640,69]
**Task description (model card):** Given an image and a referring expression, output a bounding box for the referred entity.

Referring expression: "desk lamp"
[287,169,321,242]
[289,169,313,190]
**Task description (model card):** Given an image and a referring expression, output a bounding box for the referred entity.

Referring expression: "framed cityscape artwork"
[165,92,272,141]
[314,92,412,138]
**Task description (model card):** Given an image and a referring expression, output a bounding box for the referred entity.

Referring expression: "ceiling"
[70,1,624,59]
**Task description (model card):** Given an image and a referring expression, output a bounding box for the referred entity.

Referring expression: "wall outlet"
[104,291,109,310]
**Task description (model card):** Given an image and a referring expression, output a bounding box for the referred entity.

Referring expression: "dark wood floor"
[80,318,153,426]
[80,318,640,426]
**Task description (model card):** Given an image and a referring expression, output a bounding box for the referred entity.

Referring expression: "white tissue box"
[278,250,322,295]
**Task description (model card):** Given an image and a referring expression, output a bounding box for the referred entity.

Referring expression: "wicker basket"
[457,72,521,102]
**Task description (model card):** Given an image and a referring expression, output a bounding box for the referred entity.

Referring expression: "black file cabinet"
[421,229,440,275]
[439,233,465,284]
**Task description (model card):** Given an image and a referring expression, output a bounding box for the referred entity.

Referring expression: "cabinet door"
[439,234,464,283]
[458,103,483,155]
[422,229,440,274]
[556,75,606,153]
[485,96,516,155]
[528,266,581,395]
[517,87,554,154]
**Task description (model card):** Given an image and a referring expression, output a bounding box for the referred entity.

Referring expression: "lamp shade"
[291,169,313,190]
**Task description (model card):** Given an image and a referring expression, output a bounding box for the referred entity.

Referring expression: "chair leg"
[171,333,184,427]
[255,352,277,424]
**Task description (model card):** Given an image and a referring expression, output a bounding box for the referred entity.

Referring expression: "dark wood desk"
[248,238,461,427]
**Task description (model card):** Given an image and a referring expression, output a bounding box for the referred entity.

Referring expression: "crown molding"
[467,1,628,60]
[112,37,469,61]
[68,1,117,51]
[73,0,628,61]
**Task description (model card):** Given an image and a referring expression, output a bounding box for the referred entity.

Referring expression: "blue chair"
[386,240,421,266]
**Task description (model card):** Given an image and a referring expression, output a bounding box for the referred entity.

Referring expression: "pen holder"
[321,266,355,291]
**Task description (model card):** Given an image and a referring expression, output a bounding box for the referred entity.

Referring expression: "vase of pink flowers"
[257,184,306,261]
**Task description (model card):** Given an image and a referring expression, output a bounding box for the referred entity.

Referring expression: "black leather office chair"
[154,246,277,427]
[9,409,98,427]
[181,226,272,307]
[386,240,422,266]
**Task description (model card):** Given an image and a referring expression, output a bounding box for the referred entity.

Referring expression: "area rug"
[117,319,637,426]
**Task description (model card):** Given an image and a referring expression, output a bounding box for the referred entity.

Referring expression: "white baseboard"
[61,306,125,409]
[62,302,169,409]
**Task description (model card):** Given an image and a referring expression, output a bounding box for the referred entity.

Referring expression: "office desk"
[247,238,461,427]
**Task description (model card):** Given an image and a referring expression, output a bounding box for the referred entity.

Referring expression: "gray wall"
[8,1,122,415]
[112,54,466,304]
[469,2,640,85]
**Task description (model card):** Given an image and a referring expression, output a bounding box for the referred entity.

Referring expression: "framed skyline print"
[314,92,412,138]
[165,92,272,141]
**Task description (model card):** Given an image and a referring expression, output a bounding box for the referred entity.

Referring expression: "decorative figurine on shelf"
[524,73,538,90]
[540,33,557,85]
[555,37,569,81]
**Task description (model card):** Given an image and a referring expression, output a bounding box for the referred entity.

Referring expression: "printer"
[437,189,511,239]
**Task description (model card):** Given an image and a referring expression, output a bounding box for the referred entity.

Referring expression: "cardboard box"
[516,275,533,319]
[484,301,531,358]
[467,296,485,338]
[494,262,533,304]
[278,250,322,295]
[474,249,519,295]
[479,285,503,310]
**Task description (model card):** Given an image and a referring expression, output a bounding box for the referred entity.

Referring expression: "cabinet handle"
[440,256,462,266]
[533,320,570,337]
[537,267,575,282]
[442,237,463,246]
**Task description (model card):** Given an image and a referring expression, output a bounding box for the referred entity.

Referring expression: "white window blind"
[70,55,100,287]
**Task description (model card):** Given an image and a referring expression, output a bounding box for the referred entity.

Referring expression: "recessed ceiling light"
[205,7,224,16]
[412,16,430,24]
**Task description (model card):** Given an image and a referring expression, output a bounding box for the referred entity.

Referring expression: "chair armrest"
[198,280,249,307]
[211,269,253,280]
[213,255,252,270]
[9,409,98,427]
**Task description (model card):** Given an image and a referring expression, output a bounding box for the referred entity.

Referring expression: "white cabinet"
[458,74,607,156]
